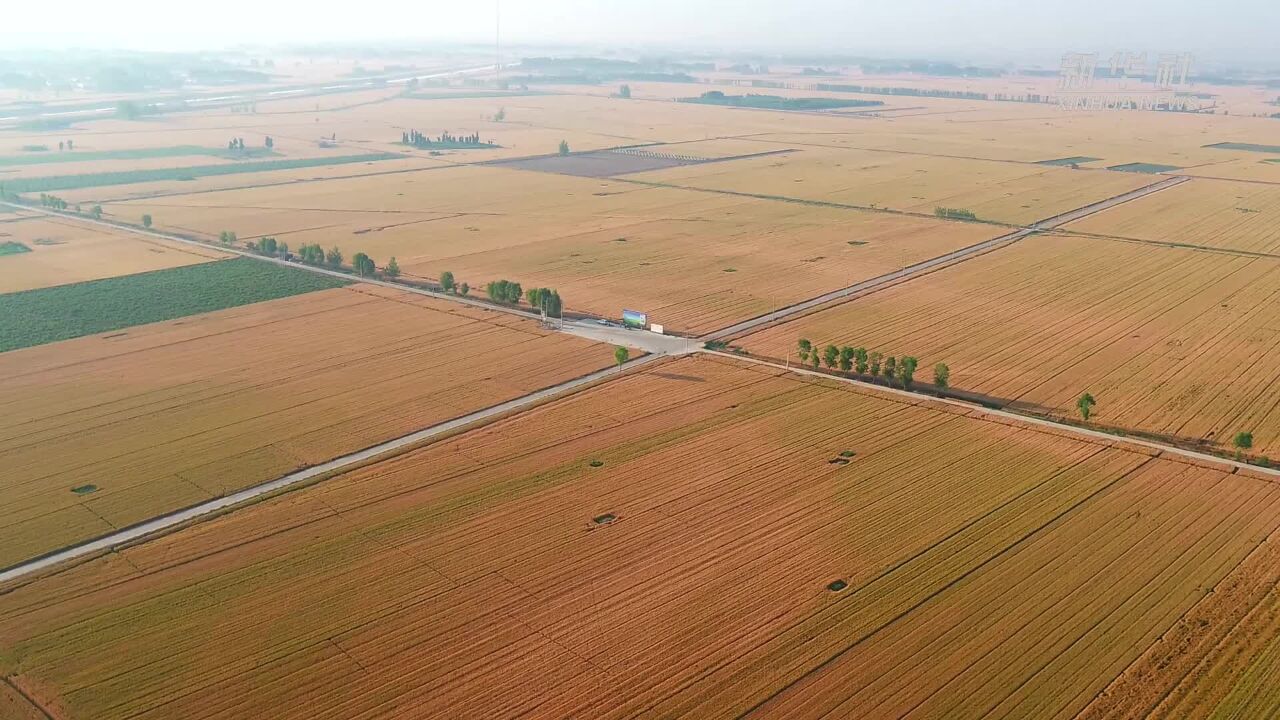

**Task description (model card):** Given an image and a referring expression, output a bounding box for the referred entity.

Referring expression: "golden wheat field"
[0,213,227,292]
[739,232,1280,457]
[1067,177,1280,254]
[98,163,1003,333]
[631,144,1155,224]
[0,284,614,567]
[2,355,1277,719]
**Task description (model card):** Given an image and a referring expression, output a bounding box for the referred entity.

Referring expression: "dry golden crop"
[1,355,1275,719]
[739,232,1280,458]
[1068,177,1280,254]
[0,214,226,293]
[0,284,614,567]
[100,164,1002,333]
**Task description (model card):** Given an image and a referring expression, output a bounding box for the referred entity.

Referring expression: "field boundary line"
[0,676,54,720]
[704,350,1280,480]
[0,355,667,585]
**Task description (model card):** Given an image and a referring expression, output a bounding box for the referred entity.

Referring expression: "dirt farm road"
[0,174,1196,583]
[704,174,1190,342]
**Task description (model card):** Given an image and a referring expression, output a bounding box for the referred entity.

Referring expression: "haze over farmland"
[2,2,1280,718]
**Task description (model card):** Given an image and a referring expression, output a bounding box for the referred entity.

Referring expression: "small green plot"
[1204,142,1280,154]
[1037,156,1101,166]
[71,484,99,495]
[1108,162,1181,174]
[0,241,31,256]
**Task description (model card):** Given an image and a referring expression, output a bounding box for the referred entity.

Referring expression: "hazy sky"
[3,0,1277,66]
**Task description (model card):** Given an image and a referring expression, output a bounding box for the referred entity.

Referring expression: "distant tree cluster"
[486,279,524,304]
[218,230,238,246]
[400,129,494,148]
[296,243,327,265]
[227,138,247,151]
[935,207,978,221]
[38,193,69,210]
[525,287,563,317]
[558,139,570,156]
[797,338,927,389]
[56,139,74,151]
[246,236,289,257]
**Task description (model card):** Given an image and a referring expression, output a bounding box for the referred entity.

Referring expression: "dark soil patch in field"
[1108,162,1181,173]
[1037,156,1101,166]
[1204,142,1280,154]
[485,147,795,178]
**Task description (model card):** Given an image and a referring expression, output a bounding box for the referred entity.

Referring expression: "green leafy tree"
[810,351,820,370]
[141,214,152,228]
[352,252,375,277]
[459,282,470,296]
[385,256,400,277]
[614,345,629,369]
[619,84,632,99]
[527,287,543,308]
[494,107,506,121]
[506,281,523,304]
[265,136,274,149]
[898,356,918,389]
[797,339,812,363]
[219,230,237,246]
[838,346,854,372]
[440,270,455,292]
[545,290,562,318]
[869,351,882,376]
[325,246,343,269]
[278,241,289,256]
[933,362,950,389]
[90,205,103,219]
[558,139,570,156]
[259,236,278,255]
[823,345,839,369]
[883,356,897,385]
[1233,431,1254,458]
[1077,393,1096,422]
[854,348,868,374]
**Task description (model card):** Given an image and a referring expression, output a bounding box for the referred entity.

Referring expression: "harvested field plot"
[2,355,1277,718]
[0,285,614,566]
[105,165,1002,333]
[739,233,1280,457]
[631,146,1154,225]
[1068,178,1280,254]
[0,214,226,293]
[1108,162,1181,174]
[0,257,346,352]
[1205,141,1280,154]
[484,147,792,177]
[1037,155,1101,166]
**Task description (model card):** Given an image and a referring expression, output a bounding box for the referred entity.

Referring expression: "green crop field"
[0,257,348,352]
[0,153,401,194]
[0,241,31,256]
[1108,162,1182,173]
[1037,156,1102,166]
[1205,142,1280,154]
[680,92,883,110]
[0,146,277,167]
